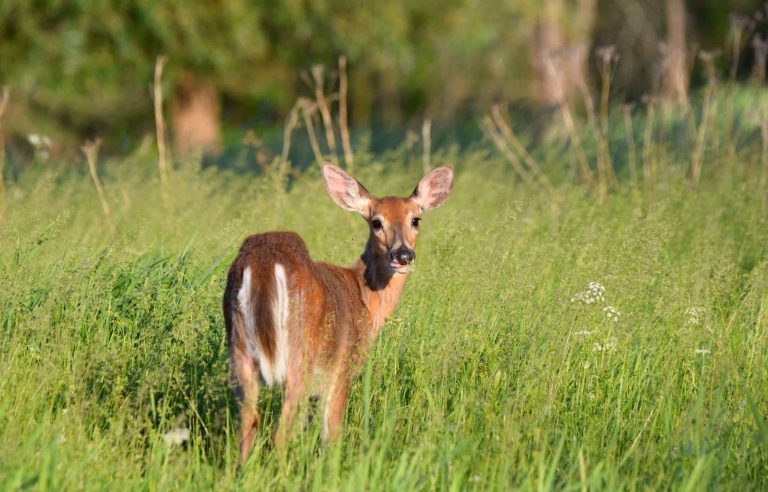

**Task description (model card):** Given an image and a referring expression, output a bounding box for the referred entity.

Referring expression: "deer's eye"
[411,217,421,228]
[371,219,383,230]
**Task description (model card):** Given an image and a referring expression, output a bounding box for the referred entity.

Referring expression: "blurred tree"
[591,0,760,100]
[531,0,596,107]
[661,0,689,105]
[0,0,761,158]
[0,0,270,153]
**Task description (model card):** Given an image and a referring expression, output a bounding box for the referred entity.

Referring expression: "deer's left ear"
[411,166,454,211]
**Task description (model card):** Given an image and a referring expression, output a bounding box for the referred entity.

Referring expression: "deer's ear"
[412,166,454,211]
[322,163,373,216]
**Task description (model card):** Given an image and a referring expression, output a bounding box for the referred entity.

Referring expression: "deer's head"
[322,163,454,276]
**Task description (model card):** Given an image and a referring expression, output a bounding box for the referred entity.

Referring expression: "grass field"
[1,101,768,489]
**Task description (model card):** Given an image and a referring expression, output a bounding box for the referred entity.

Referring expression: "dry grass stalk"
[297,98,324,165]
[690,52,717,186]
[311,65,338,165]
[0,86,9,222]
[595,45,619,195]
[541,57,596,190]
[81,139,113,231]
[278,102,301,178]
[490,105,555,194]
[728,14,754,82]
[338,56,354,170]
[481,117,535,187]
[642,96,657,200]
[752,34,768,82]
[726,15,753,161]
[153,56,170,185]
[596,46,617,132]
[421,118,431,173]
[761,111,768,213]
[559,100,596,189]
[621,103,638,188]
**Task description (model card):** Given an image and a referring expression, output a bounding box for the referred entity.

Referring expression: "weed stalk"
[338,56,354,171]
[311,65,338,165]
[622,103,638,188]
[298,98,324,165]
[81,139,114,232]
[153,56,171,185]
[421,118,431,173]
[0,86,9,222]
[490,104,555,194]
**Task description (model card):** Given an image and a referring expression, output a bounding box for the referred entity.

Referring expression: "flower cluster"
[603,306,621,322]
[28,133,52,161]
[163,428,190,447]
[685,307,706,325]
[593,337,617,352]
[570,282,606,304]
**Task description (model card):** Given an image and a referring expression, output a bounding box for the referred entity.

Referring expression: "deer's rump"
[223,231,366,388]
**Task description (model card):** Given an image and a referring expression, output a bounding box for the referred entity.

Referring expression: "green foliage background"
[0,0,761,146]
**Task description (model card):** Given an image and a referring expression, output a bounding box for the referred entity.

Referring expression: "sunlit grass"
[1,110,767,489]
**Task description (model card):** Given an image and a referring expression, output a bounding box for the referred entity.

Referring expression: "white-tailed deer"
[223,163,454,460]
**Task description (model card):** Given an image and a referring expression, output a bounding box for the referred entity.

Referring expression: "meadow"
[1,94,767,490]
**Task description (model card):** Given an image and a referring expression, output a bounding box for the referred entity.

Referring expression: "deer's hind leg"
[231,347,261,462]
[274,359,308,451]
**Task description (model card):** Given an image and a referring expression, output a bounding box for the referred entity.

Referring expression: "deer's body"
[224,164,453,460]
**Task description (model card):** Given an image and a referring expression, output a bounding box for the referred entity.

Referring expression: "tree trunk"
[531,0,596,107]
[532,0,566,105]
[662,0,688,105]
[171,75,221,155]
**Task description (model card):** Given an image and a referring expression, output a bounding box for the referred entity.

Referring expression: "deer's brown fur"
[223,163,454,460]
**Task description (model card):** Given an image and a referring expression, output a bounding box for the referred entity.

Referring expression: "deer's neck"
[351,238,409,336]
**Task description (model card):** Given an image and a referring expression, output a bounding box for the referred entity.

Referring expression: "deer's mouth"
[389,261,411,274]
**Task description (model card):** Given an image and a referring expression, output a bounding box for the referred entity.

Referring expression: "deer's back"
[223,231,368,387]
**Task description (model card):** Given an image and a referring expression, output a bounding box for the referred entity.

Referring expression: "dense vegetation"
[0,89,766,488]
[0,0,761,150]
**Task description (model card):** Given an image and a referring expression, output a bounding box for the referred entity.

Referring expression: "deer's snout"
[391,247,415,266]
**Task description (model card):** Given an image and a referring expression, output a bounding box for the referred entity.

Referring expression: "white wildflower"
[593,337,617,352]
[162,428,190,447]
[602,306,621,322]
[570,282,606,304]
[28,345,41,362]
[468,475,482,483]
[695,348,711,355]
[685,307,706,325]
[575,330,593,336]
[28,133,52,161]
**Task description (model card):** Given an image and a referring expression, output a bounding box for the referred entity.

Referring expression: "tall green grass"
[1,103,767,489]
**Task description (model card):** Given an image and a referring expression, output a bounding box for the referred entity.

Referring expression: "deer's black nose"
[393,248,415,265]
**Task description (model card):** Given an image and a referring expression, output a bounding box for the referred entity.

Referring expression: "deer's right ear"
[322,163,372,217]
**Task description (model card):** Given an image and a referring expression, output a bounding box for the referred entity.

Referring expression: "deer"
[222,162,454,461]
